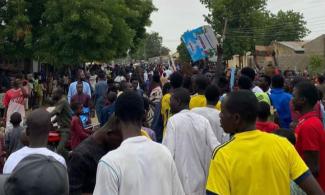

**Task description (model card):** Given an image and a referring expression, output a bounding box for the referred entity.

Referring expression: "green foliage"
[200,0,309,59]
[309,55,325,75]
[176,42,191,63]
[132,32,170,60]
[0,0,155,66]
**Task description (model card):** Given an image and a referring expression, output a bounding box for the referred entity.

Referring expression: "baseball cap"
[0,154,68,195]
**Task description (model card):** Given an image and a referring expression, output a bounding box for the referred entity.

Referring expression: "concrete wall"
[276,54,309,71]
[304,35,325,56]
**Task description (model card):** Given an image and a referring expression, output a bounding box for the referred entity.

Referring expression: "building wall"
[276,54,309,71]
[304,35,325,56]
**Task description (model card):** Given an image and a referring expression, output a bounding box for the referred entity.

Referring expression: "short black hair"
[169,72,183,89]
[195,75,209,91]
[130,74,139,82]
[10,112,22,126]
[98,71,106,79]
[274,129,296,145]
[295,81,319,107]
[272,75,284,88]
[257,101,270,121]
[260,75,271,86]
[238,75,252,90]
[152,73,160,83]
[172,88,191,106]
[205,85,220,104]
[225,90,258,123]
[241,67,256,81]
[115,91,144,124]
[162,82,171,95]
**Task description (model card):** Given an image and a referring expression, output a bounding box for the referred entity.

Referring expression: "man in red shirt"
[293,81,325,191]
[256,101,279,133]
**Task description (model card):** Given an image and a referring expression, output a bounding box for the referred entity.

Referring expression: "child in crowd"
[5,112,24,156]
[70,102,92,150]
[256,101,279,133]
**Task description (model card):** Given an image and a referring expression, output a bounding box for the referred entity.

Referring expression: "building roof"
[277,41,307,52]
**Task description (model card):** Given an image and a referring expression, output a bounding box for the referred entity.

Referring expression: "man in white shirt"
[163,88,220,195]
[3,109,66,174]
[192,85,229,144]
[93,91,184,195]
[67,69,92,103]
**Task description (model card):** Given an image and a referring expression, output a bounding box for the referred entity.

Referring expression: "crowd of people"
[0,63,324,195]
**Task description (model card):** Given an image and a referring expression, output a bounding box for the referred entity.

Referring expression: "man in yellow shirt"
[189,75,208,109]
[161,72,183,128]
[206,90,323,195]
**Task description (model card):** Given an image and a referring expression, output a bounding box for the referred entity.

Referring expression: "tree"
[132,32,170,60]
[309,55,325,75]
[200,0,309,59]
[176,42,191,64]
[0,0,155,66]
[160,46,170,56]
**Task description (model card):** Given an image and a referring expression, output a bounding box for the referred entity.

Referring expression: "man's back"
[270,88,292,128]
[94,136,184,195]
[206,130,309,195]
[192,107,229,144]
[163,110,219,195]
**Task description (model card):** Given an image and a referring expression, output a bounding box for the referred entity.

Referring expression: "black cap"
[0,154,68,195]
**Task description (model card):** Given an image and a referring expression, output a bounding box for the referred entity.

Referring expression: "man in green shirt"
[51,87,72,160]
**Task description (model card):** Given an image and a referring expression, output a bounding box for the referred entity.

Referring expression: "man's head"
[170,88,190,114]
[115,91,144,128]
[169,72,183,89]
[205,85,220,106]
[25,109,52,147]
[77,69,85,81]
[10,112,22,127]
[220,90,258,134]
[130,75,139,91]
[1,154,68,195]
[271,75,284,89]
[98,71,106,80]
[120,81,132,92]
[52,88,64,101]
[76,81,83,95]
[258,75,271,92]
[240,67,256,81]
[107,91,117,104]
[292,81,319,112]
[257,101,271,122]
[238,75,253,90]
[194,74,209,94]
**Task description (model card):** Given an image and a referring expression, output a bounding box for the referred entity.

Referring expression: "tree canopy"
[0,0,156,66]
[132,32,170,60]
[200,0,309,59]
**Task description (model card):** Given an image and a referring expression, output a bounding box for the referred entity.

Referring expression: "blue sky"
[147,0,325,52]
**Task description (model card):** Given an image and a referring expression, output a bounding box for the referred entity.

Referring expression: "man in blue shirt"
[270,75,292,129]
[68,69,92,103]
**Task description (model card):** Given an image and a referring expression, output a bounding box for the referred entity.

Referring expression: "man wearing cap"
[3,108,66,174]
[93,91,184,195]
[0,154,68,195]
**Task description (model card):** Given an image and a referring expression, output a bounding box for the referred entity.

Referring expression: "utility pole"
[215,18,228,81]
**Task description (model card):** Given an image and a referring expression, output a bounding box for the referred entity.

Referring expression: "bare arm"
[304,151,320,178]
[298,173,324,195]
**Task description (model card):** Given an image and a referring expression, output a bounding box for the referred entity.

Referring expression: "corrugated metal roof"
[277,41,307,52]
